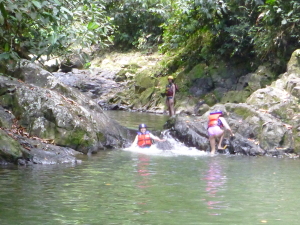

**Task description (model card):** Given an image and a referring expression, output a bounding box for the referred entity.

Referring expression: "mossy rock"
[230,105,256,120]
[184,63,207,80]
[197,103,210,115]
[221,90,251,104]
[203,93,218,106]
[292,132,300,154]
[0,92,23,120]
[0,130,23,163]
[134,73,155,89]
[156,76,169,95]
[287,49,300,74]
[245,66,276,92]
[63,128,94,150]
[123,63,141,70]
[28,117,58,140]
[176,97,199,115]
[132,98,143,109]
[246,87,289,108]
[139,87,156,106]
[114,71,127,82]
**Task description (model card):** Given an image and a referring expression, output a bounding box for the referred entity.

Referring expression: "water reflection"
[132,153,153,210]
[202,159,228,215]
[136,154,152,189]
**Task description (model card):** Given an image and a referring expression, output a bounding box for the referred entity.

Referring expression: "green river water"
[0,111,300,225]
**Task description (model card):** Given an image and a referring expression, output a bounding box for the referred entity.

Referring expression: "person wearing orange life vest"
[165,76,176,117]
[207,110,234,155]
[132,124,165,148]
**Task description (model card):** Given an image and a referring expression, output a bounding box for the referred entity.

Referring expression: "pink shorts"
[208,126,224,137]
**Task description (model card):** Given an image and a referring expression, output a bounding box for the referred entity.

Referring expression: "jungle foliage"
[104,0,169,49]
[0,0,113,62]
[160,0,300,72]
[0,0,300,72]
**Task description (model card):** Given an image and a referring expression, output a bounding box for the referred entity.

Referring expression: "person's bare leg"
[217,132,225,149]
[209,136,216,155]
[166,98,171,116]
[169,98,175,116]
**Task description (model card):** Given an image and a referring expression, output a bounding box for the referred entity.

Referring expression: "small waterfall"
[123,129,209,157]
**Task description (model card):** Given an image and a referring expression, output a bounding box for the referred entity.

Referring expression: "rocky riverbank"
[0,60,133,165]
[1,48,300,165]
[50,49,300,157]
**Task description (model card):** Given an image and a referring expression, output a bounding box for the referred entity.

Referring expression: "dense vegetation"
[0,0,113,63]
[1,0,300,73]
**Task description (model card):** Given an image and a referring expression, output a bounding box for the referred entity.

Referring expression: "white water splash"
[123,130,209,157]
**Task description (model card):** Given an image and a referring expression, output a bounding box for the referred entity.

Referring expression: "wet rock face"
[51,68,127,110]
[169,49,300,156]
[7,60,53,87]
[165,102,294,156]
[0,122,83,165]
[189,77,214,97]
[8,79,125,152]
[164,116,209,150]
[226,134,265,156]
[0,60,130,165]
[245,49,300,151]
[0,129,24,163]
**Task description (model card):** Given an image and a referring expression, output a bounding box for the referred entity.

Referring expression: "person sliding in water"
[207,110,234,155]
[131,124,165,148]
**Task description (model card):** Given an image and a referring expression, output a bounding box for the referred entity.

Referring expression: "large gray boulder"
[0,108,81,165]
[245,49,300,151]
[165,103,293,156]
[0,76,126,154]
[0,60,130,164]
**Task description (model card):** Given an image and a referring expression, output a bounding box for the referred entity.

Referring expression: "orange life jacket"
[137,131,152,147]
[208,113,223,128]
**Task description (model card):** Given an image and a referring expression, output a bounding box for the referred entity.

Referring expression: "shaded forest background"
[1,0,300,76]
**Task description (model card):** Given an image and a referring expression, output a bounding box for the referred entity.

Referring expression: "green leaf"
[32,1,42,9]
[15,12,22,21]
[0,52,10,60]
[61,6,73,16]
[287,10,293,17]
[0,13,3,25]
[49,33,58,45]
[0,2,7,19]
[10,51,20,61]
[29,11,37,20]
[53,0,61,5]
[281,19,287,25]
[87,21,99,30]
[4,43,9,51]
[266,0,276,5]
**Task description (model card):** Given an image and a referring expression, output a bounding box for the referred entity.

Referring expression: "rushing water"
[1,111,300,225]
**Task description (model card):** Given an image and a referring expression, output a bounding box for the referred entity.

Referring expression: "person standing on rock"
[165,76,176,117]
[131,124,165,148]
[207,110,234,155]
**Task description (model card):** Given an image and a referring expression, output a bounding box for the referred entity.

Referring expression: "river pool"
[0,111,299,225]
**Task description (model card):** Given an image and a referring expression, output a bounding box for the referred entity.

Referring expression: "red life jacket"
[165,84,174,96]
[137,131,152,147]
[208,113,223,128]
